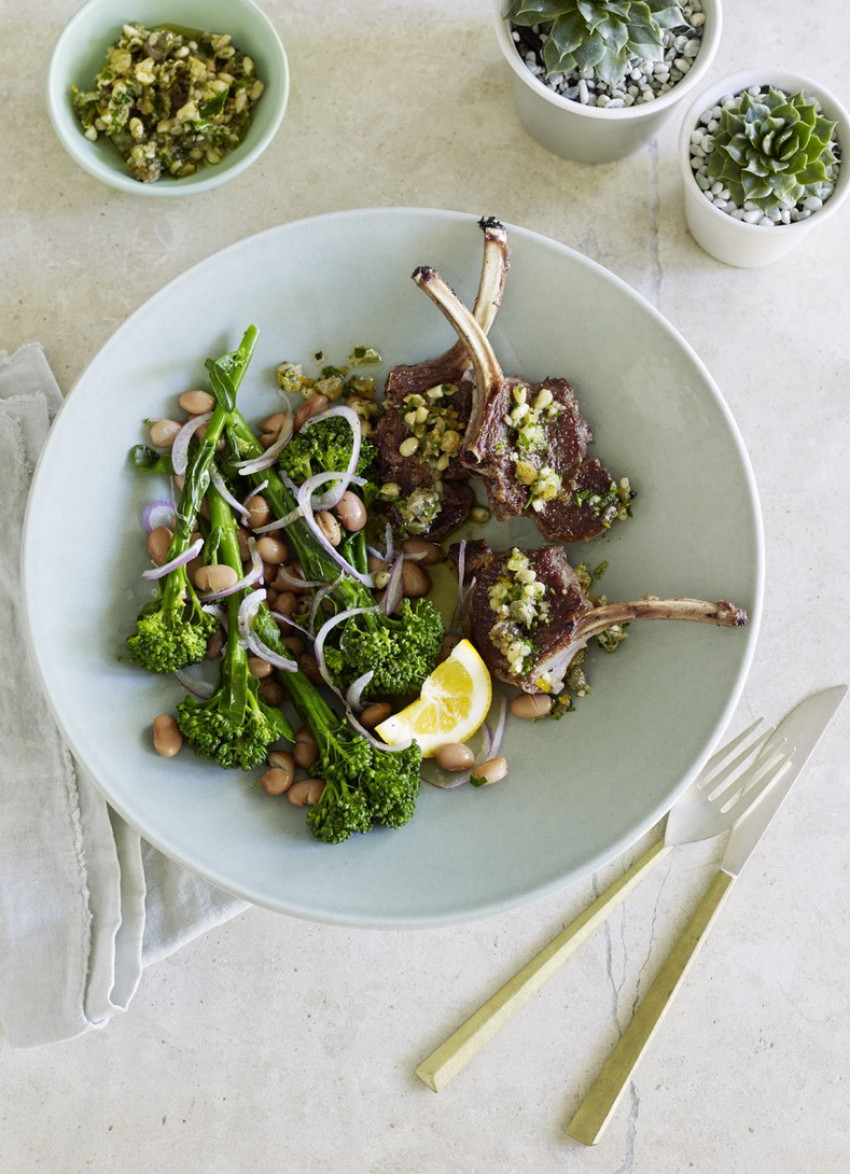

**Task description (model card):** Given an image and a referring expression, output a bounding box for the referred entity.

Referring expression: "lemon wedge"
[375,638,492,757]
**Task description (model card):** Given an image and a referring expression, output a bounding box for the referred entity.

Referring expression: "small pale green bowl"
[46,0,289,196]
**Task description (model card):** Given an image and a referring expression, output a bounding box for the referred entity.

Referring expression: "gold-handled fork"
[414,719,794,1094]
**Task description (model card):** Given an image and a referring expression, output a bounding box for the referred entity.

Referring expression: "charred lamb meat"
[374,216,510,539]
[453,539,748,696]
[412,265,631,543]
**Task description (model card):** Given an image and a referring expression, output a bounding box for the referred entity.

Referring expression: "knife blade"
[722,683,847,877]
[567,683,847,1146]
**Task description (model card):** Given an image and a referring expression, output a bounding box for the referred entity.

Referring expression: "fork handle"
[567,867,735,1145]
[415,838,671,1092]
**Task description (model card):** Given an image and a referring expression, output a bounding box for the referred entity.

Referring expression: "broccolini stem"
[224,410,373,610]
[164,326,259,563]
[206,474,253,717]
[278,658,339,733]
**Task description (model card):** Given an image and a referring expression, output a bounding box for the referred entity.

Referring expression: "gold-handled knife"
[567,683,847,1146]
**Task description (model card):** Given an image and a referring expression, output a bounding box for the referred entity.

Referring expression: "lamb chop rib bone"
[412,263,518,461]
[525,594,748,696]
[442,216,510,367]
[374,218,510,539]
[456,540,747,695]
[412,264,624,542]
[384,217,510,402]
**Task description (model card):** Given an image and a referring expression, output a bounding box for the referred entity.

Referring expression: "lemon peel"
[375,639,492,758]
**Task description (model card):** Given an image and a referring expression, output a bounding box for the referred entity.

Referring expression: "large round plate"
[22,208,763,927]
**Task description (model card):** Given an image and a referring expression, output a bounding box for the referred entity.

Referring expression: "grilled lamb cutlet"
[412,265,631,543]
[374,216,510,539]
[452,539,748,695]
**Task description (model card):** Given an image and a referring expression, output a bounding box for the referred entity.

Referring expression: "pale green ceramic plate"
[22,209,763,927]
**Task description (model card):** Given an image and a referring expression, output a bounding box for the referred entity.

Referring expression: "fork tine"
[697,718,763,779]
[666,727,796,846]
[716,738,794,818]
[704,726,774,801]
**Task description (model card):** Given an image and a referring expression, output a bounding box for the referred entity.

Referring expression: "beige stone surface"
[2,1,849,1170]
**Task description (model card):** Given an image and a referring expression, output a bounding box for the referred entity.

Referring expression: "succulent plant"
[505,0,686,89]
[706,87,839,212]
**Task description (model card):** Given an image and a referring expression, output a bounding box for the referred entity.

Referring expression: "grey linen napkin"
[0,344,249,1048]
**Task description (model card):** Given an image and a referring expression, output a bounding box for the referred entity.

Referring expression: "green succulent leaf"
[507,0,685,87]
[646,0,685,30]
[627,26,667,61]
[542,7,586,56]
[594,44,630,86]
[595,13,629,53]
[705,85,840,213]
[572,29,607,69]
[796,160,829,185]
[576,0,603,24]
[506,0,572,23]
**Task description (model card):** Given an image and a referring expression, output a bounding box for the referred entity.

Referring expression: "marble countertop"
[2,1,848,1170]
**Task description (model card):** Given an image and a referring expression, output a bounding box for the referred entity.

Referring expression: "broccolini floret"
[278,650,423,844]
[322,597,446,699]
[127,564,218,674]
[127,326,259,674]
[176,473,294,770]
[277,414,378,488]
[224,408,445,700]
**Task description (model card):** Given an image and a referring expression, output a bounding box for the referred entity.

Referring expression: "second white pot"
[679,70,850,267]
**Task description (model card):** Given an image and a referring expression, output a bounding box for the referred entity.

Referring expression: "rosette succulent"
[706,87,839,213]
[505,0,687,89]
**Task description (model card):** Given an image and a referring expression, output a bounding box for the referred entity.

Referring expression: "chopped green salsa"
[71,22,265,183]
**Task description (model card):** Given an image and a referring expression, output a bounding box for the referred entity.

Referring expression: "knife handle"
[415,838,670,1093]
[567,867,735,1145]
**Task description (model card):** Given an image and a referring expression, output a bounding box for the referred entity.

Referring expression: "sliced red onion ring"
[486,692,508,761]
[299,405,363,508]
[456,538,468,618]
[199,542,263,601]
[296,477,375,588]
[202,602,227,630]
[269,611,311,640]
[234,412,294,474]
[422,763,472,790]
[423,692,508,789]
[381,553,405,616]
[267,562,323,591]
[243,478,268,504]
[367,522,394,566]
[237,589,299,672]
[210,465,250,524]
[245,629,299,672]
[252,505,304,535]
[171,412,212,476]
[478,722,495,765]
[305,607,414,753]
[345,670,375,713]
[308,579,341,634]
[141,536,204,580]
[300,470,369,513]
[174,667,216,700]
[141,498,177,533]
[237,588,265,641]
[312,606,377,692]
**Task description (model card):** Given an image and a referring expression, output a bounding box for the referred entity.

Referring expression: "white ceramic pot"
[491,0,722,164]
[679,70,850,267]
